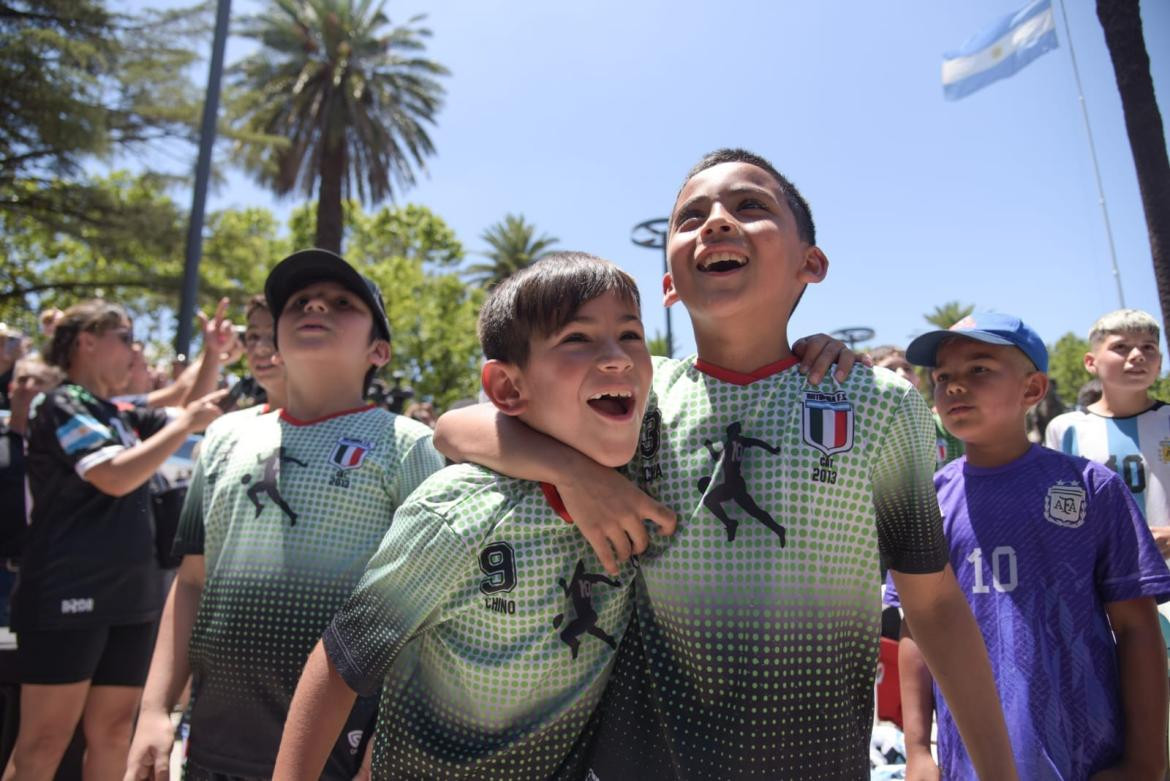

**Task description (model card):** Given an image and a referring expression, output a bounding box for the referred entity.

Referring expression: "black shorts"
[16,621,156,686]
[182,759,265,781]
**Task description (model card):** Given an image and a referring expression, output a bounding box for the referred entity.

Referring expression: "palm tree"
[464,214,558,289]
[226,0,448,253]
[924,301,974,330]
[1096,0,1170,333]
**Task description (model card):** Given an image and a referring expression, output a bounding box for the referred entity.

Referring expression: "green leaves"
[225,0,449,250]
[464,214,559,289]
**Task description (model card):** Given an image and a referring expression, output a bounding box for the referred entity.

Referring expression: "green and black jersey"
[174,405,443,779]
[324,463,636,780]
[585,357,949,780]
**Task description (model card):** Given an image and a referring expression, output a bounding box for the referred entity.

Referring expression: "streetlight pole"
[175,0,231,359]
[631,217,672,358]
[830,326,875,350]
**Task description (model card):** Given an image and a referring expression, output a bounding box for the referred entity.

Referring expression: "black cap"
[265,249,391,344]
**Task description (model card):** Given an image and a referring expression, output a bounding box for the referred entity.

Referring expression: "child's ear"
[1023,371,1050,409]
[1083,350,1098,376]
[662,272,680,308]
[797,246,829,285]
[481,360,528,416]
[367,339,391,369]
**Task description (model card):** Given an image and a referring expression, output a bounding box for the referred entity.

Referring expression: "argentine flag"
[942,0,1058,100]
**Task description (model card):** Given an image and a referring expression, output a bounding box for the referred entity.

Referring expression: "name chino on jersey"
[322,464,636,780]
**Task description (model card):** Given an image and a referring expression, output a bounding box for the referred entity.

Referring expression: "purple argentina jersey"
[886,444,1170,780]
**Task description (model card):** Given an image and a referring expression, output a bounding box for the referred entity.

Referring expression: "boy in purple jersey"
[886,312,1170,781]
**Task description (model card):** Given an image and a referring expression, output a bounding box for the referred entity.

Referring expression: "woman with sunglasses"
[6,300,226,781]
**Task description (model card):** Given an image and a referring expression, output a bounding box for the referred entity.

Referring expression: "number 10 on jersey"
[966,546,1018,594]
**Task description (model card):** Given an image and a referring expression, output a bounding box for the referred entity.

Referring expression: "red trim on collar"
[694,355,800,385]
[279,403,376,427]
[540,483,574,524]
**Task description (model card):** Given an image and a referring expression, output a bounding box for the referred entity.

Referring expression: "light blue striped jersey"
[1045,403,1170,527]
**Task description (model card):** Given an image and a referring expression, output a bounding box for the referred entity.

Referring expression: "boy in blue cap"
[887,312,1170,780]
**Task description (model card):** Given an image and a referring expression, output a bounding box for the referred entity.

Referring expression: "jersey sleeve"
[873,387,950,574]
[1092,469,1170,604]
[390,434,446,504]
[172,451,207,556]
[1043,414,1074,453]
[41,390,124,479]
[126,405,172,441]
[323,498,472,696]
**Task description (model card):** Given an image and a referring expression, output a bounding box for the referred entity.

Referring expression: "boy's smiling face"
[276,280,389,382]
[1085,331,1162,392]
[486,290,652,468]
[931,338,1046,448]
[664,162,826,330]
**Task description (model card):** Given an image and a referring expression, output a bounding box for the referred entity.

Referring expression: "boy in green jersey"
[273,253,651,780]
[434,149,1017,779]
[125,249,444,781]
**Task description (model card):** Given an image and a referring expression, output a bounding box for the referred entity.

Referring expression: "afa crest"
[801,390,854,457]
[1044,481,1087,528]
[1160,438,1170,465]
[329,437,374,470]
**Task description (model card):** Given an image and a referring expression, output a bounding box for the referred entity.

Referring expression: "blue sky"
[131,0,1170,359]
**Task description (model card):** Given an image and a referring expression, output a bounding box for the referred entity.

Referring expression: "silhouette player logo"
[552,559,621,659]
[697,421,786,545]
[240,447,308,526]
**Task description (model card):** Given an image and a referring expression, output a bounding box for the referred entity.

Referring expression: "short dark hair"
[45,299,129,370]
[678,148,816,245]
[478,252,641,367]
[244,293,269,322]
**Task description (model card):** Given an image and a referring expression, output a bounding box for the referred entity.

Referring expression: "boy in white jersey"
[125,249,443,781]
[1045,310,1169,555]
[434,149,1017,778]
[273,253,651,780]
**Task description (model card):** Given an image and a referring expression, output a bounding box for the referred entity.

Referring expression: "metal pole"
[1056,0,1125,308]
[175,0,232,358]
[661,241,672,357]
[631,218,672,358]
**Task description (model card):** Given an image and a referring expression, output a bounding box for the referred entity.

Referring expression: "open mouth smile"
[697,251,748,273]
[586,390,635,419]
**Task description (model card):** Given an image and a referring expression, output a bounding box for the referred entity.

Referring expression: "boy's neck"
[1089,386,1156,418]
[963,430,1032,469]
[693,323,793,375]
[284,372,368,422]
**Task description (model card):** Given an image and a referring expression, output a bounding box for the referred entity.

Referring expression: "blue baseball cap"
[906,312,1048,373]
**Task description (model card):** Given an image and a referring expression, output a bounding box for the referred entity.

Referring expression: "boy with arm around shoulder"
[273,253,651,780]
[888,313,1170,780]
[125,250,444,781]
[435,149,1016,779]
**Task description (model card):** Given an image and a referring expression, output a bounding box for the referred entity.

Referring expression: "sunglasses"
[107,329,134,347]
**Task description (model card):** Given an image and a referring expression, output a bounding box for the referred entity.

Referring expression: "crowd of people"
[0,147,1166,781]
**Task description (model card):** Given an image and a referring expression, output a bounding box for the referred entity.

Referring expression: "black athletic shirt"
[14,382,168,630]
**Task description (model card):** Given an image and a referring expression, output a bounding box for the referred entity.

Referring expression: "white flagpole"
[1056,0,1125,308]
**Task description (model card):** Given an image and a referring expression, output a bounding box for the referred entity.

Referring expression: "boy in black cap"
[126,250,444,781]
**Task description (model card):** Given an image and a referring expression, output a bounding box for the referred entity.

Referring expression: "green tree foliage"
[1047,333,1092,407]
[226,0,449,253]
[1,176,483,408]
[0,0,205,241]
[646,331,673,358]
[464,214,559,289]
[924,301,974,330]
